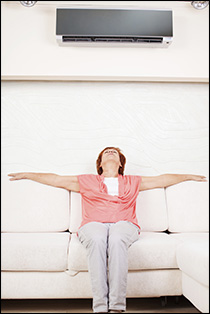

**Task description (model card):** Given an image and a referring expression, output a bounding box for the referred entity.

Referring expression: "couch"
[1,176,209,313]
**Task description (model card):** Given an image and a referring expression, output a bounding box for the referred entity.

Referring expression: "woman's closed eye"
[104,150,117,154]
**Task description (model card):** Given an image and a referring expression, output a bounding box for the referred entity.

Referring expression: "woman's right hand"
[8,173,27,181]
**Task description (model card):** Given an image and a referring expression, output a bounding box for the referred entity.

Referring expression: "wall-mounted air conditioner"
[56,8,173,48]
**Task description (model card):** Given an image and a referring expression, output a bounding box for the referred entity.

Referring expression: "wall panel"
[2,81,209,178]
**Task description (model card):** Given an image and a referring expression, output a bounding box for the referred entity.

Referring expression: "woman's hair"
[96,147,126,175]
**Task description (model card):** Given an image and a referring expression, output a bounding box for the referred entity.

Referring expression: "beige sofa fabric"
[166,181,209,232]
[2,232,70,271]
[2,177,69,232]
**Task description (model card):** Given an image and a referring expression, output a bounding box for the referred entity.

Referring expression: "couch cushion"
[169,232,209,243]
[128,232,179,270]
[68,232,180,272]
[1,232,70,271]
[136,188,168,231]
[166,181,209,232]
[69,188,168,233]
[2,177,69,232]
[176,237,209,287]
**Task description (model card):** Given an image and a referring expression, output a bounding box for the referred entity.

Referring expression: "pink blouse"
[78,174,142,229]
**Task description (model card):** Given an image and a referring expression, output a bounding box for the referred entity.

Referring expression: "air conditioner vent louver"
[63,37,92,42]
[94,37,133,42]
[62,36,163,43]
[137,38,163,43]
[56,8,173,48]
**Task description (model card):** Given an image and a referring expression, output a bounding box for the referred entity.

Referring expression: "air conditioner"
[56,8,173,48]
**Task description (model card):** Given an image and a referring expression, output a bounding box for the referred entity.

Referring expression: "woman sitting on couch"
[8,147,206,314]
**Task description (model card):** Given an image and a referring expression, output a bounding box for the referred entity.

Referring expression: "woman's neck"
[102,165,119,178]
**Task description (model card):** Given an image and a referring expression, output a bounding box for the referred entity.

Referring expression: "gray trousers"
[78,221,140,313]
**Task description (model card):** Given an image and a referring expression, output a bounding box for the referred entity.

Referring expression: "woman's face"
[101,148,121,166]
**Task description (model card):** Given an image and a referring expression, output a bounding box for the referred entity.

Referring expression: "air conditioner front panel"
[56,8,173,47]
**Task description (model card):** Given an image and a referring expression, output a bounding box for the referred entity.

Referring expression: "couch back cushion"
[70,188,168,232]
[166,181,209,232]
[2,177,69,232]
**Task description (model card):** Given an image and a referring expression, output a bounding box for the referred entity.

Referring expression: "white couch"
[1,176,209,313]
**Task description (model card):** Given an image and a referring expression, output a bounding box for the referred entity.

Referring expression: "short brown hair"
[96,147,126,175]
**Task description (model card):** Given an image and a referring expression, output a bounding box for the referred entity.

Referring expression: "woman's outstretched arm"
[8,172,80,192]
[139,174,207,191]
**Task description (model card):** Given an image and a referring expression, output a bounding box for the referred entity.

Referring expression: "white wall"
[2,81,209,178]
[1,2,209,179]
[1,1,209,82]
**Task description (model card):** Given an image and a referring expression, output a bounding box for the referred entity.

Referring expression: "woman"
[8,147,206,313]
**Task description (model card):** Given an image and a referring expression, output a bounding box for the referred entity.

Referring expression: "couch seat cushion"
[68,232,180,272]
[176,237,209,287]
[2,232,70,271]
[168,232,209,246]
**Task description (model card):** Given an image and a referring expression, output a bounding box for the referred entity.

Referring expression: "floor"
[1,296,201,313]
